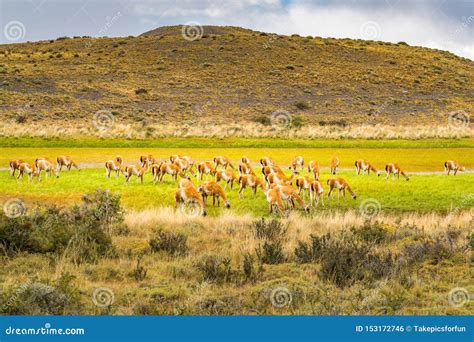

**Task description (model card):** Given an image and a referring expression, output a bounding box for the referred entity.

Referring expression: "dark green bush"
[350,221,390,244]
[149,230,188,257]
[195,255,233,284]
[253,218,286,240]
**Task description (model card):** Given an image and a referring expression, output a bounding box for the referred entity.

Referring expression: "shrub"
[149,230,188,257]
[135,88,148,95]
[195,255,233,284]
[294,233,330,263]
[242,253,262,283]
[257,240,285,264]
[253,114,272,126]
[402,235,456,265]
[253,218,286,240]
[294,100,311,110]
[350,221,390,244]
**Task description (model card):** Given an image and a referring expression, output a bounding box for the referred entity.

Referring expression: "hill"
[0,25,472,138]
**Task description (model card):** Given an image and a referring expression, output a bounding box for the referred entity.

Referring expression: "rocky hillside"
[0,25,472,130]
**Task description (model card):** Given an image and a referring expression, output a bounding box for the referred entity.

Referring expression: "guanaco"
[57,156,79,173]
[295,175,312,200]
[355,159,380,176]
[385,163,409,181]
[140,155,156,168]
[214,156,234,170]
[198,181,230,208]
[17,162,39,182]
[273,184,310,212]
[262,165,283,178]
[265,171,297,186]
[197,162,216,180]
[171,155,195,173]
[310,181,324,207]
[327,177,356,200]
[241,156,251,164]
[330,157,339,175]
[307,160,320,181]
[105,156,123,178]
[173,158,196,177]
[289,156,304,171]
[123,162,149,184]
[263,187,285,215]
[36,158,59,179]
[238,174,265,198]
[153,162,187,183]
[444,160,465,176]
[215,170,237,190]
[175,180,206,216]
[239,163,255,175]
[260,156,275,167]
[9,159,24,177]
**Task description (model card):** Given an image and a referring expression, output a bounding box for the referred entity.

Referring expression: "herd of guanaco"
[8,155,467,216]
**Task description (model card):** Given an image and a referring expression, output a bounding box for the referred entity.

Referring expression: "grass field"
[0,144,473,214]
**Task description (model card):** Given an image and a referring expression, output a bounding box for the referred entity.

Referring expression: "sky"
[0,0,473,59]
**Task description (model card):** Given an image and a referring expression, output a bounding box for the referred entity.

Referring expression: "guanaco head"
[459,166,466,172]
[224,200,231,209]
[376,171,381,177]
[115,156,123,165]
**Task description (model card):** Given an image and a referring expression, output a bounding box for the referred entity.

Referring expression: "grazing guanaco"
[265,171,297,186]
[105,156,123,178]
[16,162,39,182]
[215,170,237,190]
[307,160,320,180]
[310,181,324,207]
[56,156,79,173]
[140,155,156,168]
[123,162,149,184]
[262,165,283,178]
[289,156,304,171]
[241,156,251,165]
[239,162,255,175]
[171,155,195,173]
[327,177,356,200]
[444,160,465,175]
[260,156,275,167]
[9,159,24,177]
[238,174,265,198]
[173,158,196,177]
[36,158,59,179]
[355,159,380,176]
[272,184,310,212]
[213,156,235,170]
[385,163,409,181]
[295,175,312,200]
[175,180,206,216]
[153,162,187,183]
[197,162,216,180]
[198,181,230,208]
[330,157,339,175]
[264,187,285,215]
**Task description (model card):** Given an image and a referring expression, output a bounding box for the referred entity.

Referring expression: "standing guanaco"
[9,160,24,177]
[140,155,156,168]
[289,156,304,171]
[385,163,409,181]
[330,157,339,175]
[105,156,123,178]
[241,156,251,165]
[198,181,230,208]
[327,177,356,200]
[272,184,310,212]
[265,171,297,186]
[238,174,265,198]
[263,187,285,215]
[260,156,275,167]
[307,160,320,180]
[355,160,380,176]
[16,162,39,182]
[175,180,206,216]
[173,158,196,177]
[213,156,235,170]
[310,180,324,207]
[239,163,255,175]
[36,158,59,179]
[215,170,237,190]
[57,156,79,173]
[171,155,195,173]
[123,162,149,184]
[153,162,188,183]
[262,165,283,178]
[197,162,216,180]
[295,175,312,200]
[444,160,465,175]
